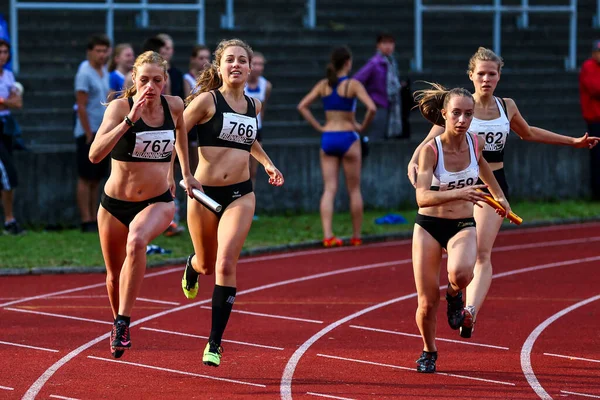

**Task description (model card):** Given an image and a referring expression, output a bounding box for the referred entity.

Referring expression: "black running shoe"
[111,320,131,350]
[3,220,25,235]
[109,325,125,358]
[416,351,438,373]
[446,285,465,330]
[460,305,476,338]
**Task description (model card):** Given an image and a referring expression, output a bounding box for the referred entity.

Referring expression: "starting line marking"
[140,327,284,350]
[317,354,515,386]
[350,325,509,350]
[561,390,600,399]
[199,305,323,324]
[4,308,111,325]
[137,297,180,306]
[88,356,266,387]
[307,392,356,400]
[0,340,59,353]
[544,353,600,364]
[49,395,80,400]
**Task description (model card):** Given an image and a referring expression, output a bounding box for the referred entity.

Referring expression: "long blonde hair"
[467,47,504,75]
[185,38,253,105]
[119,51,168,99]
[413,82,474,127]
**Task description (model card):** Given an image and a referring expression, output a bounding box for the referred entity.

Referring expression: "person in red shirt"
[579,40,600,200]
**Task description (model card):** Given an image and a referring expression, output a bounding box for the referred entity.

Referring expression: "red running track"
[1,222,599,400]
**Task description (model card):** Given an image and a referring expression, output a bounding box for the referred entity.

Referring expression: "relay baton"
[477,189,522,225]
[179,180,222,213]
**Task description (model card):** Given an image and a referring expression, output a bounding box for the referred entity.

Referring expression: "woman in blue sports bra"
[297,46,376,247]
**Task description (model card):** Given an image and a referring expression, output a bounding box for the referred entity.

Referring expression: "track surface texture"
[1,222,599,399]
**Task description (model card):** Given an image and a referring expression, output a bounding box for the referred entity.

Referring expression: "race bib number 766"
[218,113,257,145]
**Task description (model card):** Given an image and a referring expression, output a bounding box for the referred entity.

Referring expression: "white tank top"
[244,76,268,129]
[468,96,510,163]
[430,134,479,191]
[184,72,198,95]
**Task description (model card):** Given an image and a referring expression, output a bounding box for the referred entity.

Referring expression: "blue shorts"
[321,131,359,157]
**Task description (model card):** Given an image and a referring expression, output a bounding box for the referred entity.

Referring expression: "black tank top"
[196,90,258,152]
[111,95,176,162]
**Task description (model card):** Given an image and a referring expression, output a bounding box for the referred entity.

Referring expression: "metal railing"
[9,0,205,75]
[413,0,578,72]
[220,0,317,29]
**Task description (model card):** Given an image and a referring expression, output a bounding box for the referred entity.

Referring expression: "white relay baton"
[179,180,222,213]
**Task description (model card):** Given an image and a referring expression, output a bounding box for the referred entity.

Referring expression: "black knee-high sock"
[209,285,236,345]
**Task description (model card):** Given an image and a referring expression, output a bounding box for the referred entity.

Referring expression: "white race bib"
[132,130,175,160]
[218,113,257,146]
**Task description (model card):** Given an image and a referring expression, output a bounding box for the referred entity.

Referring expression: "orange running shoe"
[322,237,343,247]
[349,237,363,246]
[164,221,185,237]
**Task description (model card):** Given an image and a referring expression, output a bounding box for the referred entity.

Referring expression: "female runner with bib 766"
[181,38,284,368]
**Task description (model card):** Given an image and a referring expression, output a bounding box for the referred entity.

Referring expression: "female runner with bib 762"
[407,47,600,339]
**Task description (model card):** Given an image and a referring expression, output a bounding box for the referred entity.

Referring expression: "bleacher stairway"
[10,0,600,146]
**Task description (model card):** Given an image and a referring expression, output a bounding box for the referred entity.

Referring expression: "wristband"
[124,115,135,127]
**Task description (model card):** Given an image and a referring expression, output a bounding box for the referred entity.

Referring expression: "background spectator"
[579,39,600,200]
[73,34,110,232]
[354,32,410,140]
[156,33,184,100]
[184,45,211,175]
[183,44,211,97]
[107,43,134,101]
[244,51,272,193]
[0,38,23,234]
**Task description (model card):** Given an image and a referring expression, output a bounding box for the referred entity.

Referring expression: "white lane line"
[49,395,80,400]
[544,353,600,364]
[0,340,58,353]
[137,297,180,306]
[0,267,181,308]
[307,392,356,400]
[140,327,284,351]
[493,236,600,254]
[280,255,600,399]
[499,222,600,236]
[199,305,323,324]
[22,259,407,400]
[19,233,600,399]
[561,390,600,399]
[87,356,266,387]
[317,354,515,386]
[521,293,600,400]
[0,385,14,391]
[4,308,111,325]
[349,325,509,350]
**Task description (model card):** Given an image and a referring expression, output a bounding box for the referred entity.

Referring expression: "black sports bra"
[196,90,258,152]
[111,95,176,162]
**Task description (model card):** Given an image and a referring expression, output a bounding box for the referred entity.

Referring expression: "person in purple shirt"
[354,32,411,141]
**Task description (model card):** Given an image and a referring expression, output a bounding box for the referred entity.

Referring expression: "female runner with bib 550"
[412,84,510,373]
[182,39,284,368]
[407,47,599,339]
[89,51,201,359]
